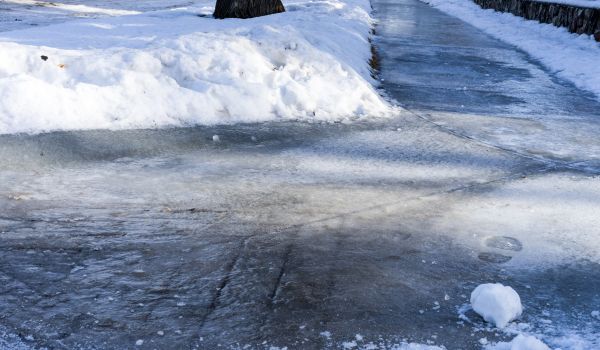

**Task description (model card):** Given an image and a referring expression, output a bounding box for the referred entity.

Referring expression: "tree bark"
[213,0,285,19]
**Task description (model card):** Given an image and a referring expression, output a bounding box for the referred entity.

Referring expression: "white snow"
[471,283,523,328]
[421,0,600,101]
[4,0,141,16]
[0,0,390,135]
[485,335,550,350]
[536,0,600,8]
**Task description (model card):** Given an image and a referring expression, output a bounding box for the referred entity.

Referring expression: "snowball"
[486,335,549,350]
[471,283,522,328]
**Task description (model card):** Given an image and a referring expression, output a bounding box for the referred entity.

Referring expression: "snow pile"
[421,0,600,101]
[485,335,550,350]
[471,283,523,328]
[0,0,389,134]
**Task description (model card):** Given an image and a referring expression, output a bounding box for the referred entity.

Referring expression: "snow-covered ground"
[0,0,390,135]
[536,0,600,8]
[421,0,600,102]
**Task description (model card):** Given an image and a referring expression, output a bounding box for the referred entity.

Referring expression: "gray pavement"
[0,0,599,349]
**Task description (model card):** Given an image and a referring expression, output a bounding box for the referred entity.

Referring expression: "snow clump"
[471,283,523,328]
[485,334,550,350]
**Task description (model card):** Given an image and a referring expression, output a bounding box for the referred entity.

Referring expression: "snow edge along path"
[421,0,600,102]
[0,0,392,135]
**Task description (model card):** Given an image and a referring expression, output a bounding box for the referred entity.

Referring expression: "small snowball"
[471,283,522,328]
[212,135,220,142]
[135,339,144,346]
[157,330,164,336]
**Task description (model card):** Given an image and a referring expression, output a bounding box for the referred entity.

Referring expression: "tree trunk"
[213,0,285,19]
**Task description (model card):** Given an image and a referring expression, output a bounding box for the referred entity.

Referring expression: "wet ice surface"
[1,0,600,349]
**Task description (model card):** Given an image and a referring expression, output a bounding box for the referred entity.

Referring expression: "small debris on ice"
[135,339,144,346]
[591,310,599,319]
[320,331,331,339]
[342,340,357,349]
[212,135,220,142]
[355,334,363,341]
[157,330,164,336]
[471,283,522,328]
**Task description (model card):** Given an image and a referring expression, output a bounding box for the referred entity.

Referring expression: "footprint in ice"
[478,252,512,264]
[485,236,523,252]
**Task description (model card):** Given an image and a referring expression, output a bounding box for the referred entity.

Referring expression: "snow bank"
[421,0,600,101]
[0,0,389,134]
[471,283,523,328]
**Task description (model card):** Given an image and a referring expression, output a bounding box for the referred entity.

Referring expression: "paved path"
[0,0,599,349]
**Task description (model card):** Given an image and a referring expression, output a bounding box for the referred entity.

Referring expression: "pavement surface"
[1,0,600,349]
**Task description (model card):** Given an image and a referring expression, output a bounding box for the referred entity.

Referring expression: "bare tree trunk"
[213,0,285,19]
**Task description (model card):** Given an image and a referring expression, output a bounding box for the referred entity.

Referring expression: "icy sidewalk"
[372,0,600,347]
[0,0,390,134]
[421,0,600,101]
